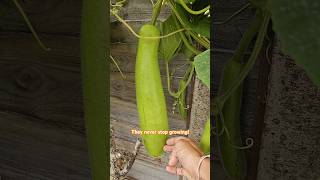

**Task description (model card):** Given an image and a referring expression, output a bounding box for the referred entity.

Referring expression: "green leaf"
[159,15,182,62]
[268,0,320,86]
[194,49,210,88]
[190,17,210,38]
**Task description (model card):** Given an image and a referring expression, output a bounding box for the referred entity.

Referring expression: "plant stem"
[213,3,250,25]
[178,0,210,15]
[172,12,201,55]
[166,61,194,98]
[111,11,187,39]
[168,0,209,49]
[12,0,50,51]
[217,11,271,108]
[189,31,210,49]
[151,0,165,25]
[232,11,263,63]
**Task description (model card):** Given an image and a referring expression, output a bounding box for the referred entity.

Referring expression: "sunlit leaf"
[194,49,210,88]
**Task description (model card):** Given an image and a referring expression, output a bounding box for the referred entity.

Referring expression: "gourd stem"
[111,11,188,39]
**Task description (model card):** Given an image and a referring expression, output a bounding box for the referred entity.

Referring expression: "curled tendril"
[228,138,254,150]
[213,96,254,150]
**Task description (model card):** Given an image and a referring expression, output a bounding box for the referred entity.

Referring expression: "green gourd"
[135,24,169,157]
[200,118,210,155]
[216,60,246,179]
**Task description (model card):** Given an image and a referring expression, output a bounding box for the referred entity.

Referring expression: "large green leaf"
[268,0,320,86]
[194,49,210,88]
[159,15,182,62]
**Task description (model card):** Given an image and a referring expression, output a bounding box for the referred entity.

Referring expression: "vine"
[11,0,50,51]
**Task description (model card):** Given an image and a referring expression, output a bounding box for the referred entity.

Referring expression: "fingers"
[166,166,192,179]
[163,145,174,152]
[165,166,176,174]
[174,137,204,156]
[166,136,189,146]
[164,146,178,166]
[168,152,178,166]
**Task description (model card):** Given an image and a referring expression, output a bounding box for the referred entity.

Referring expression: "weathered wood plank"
[0,32,87,179]
[0,33,84,134]
[127,159,178,180]
[0,0,82,36]
[1,1,88,179]
[213,1,256,49]
[0,111,90,180]
[111,0,171,23]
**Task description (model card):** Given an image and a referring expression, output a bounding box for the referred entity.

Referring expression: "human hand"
[163,137,210,180]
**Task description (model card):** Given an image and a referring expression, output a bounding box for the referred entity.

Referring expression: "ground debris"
[110,127,141,180]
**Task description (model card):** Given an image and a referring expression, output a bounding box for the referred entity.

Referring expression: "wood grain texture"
[0,0,82,36]
[0,0,194,179]
[0,33,84,133]
[0,32,89,179]
[0,111,90,180]
[127,159,178,180]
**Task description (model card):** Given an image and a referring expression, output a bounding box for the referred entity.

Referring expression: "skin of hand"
[163,137,210,180]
